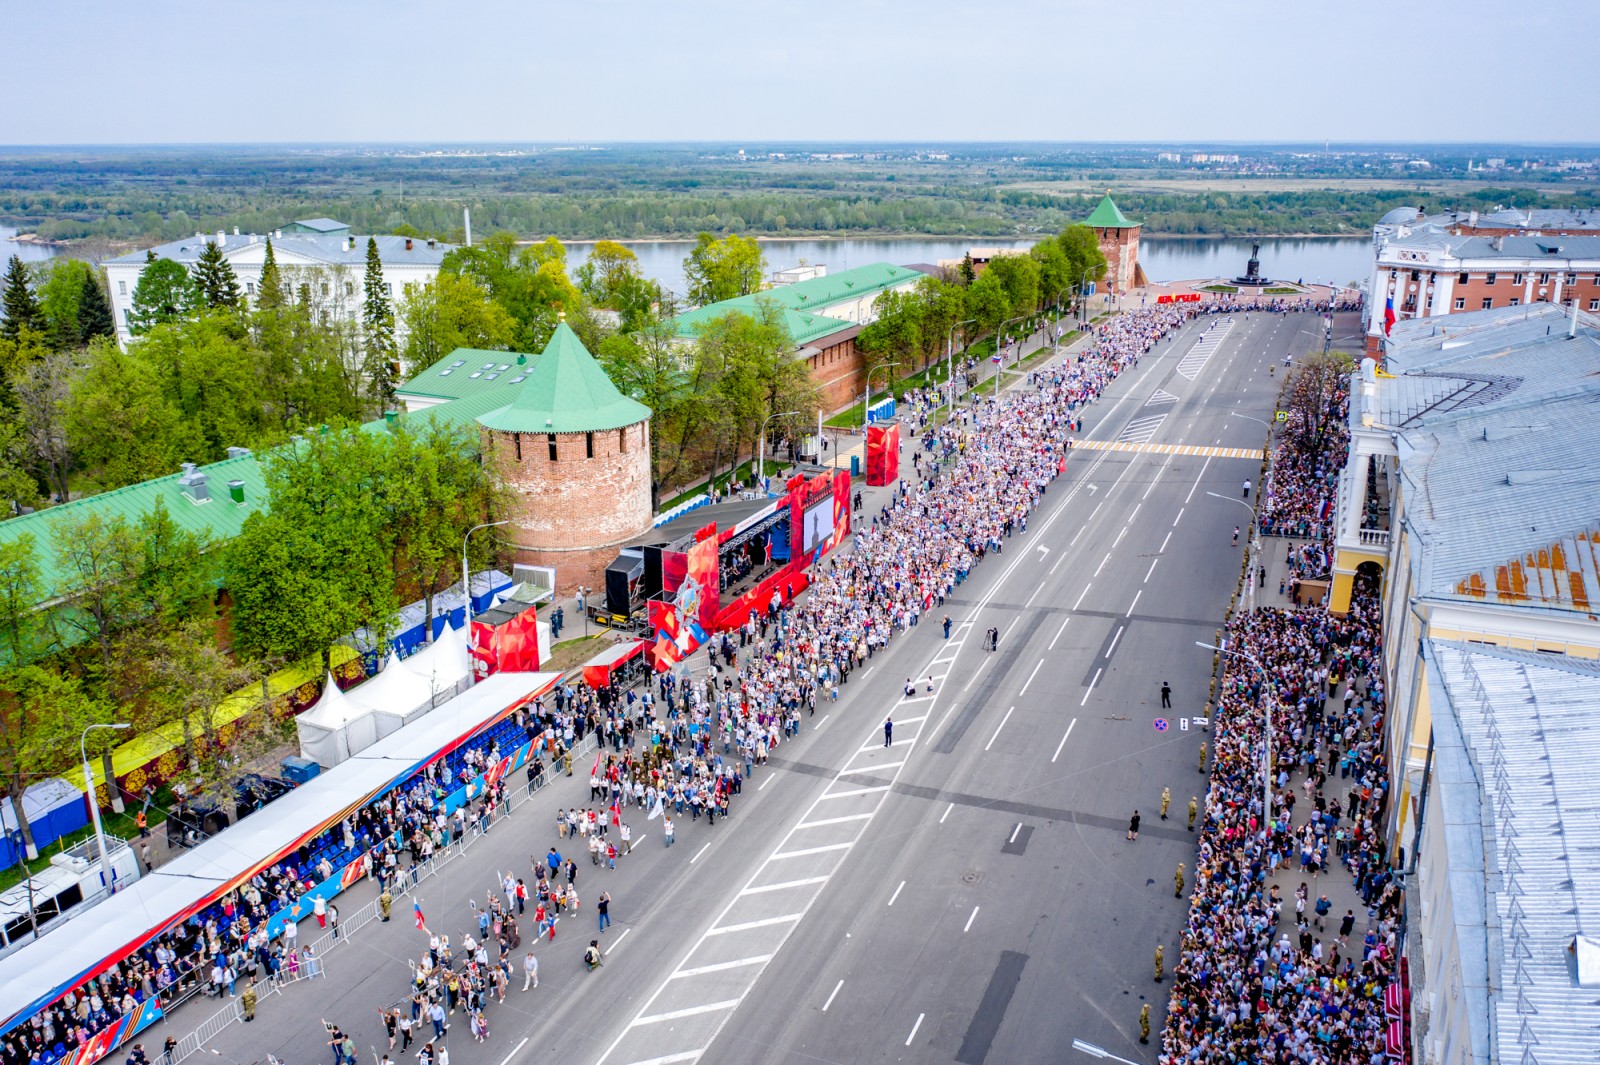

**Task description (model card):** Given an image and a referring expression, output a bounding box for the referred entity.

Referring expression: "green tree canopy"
[130,255,197,335]
[398,271,516,374]
[190,241,242,310]
[362,237,399,408]
[683,233,766,306]
[1,256,42,342]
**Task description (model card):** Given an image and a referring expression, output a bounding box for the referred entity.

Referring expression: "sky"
[1,0,1593,145]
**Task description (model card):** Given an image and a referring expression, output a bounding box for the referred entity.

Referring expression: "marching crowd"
[1255,362,1350,547]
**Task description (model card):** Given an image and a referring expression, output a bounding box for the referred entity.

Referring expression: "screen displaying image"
[802,498,835,554]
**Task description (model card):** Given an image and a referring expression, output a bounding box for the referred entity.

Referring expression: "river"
[566,235,1372,295]
[0,227,60,263]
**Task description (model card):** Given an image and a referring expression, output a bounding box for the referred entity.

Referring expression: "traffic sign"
[1274,410,1289,422]
[1153,718,1169,732]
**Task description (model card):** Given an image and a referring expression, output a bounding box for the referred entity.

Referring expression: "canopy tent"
[582,640,647,688]
[0,670,560,1038]
[294,672,373,768]
[404,620,473,708]
[0,779,91,870]
[340,651,434,749]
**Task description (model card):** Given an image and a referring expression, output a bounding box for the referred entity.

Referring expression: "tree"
[13,347,75,504]
[1057,224,1109,292]
[857,288,923,375]
[0,664,102,859]
[35,259,90,350]
[683,233,766,306]
[984,252,1042,318]
[696,301,816,482]
[77,265,116,343]
[598,318,699,508]
[1,255,42,342]
[965,270,1011,336]
[362,237,399,410]
[134,316,266,461]
[255,238,287,312]
[65,338,192,490]
[576,240,642,306]
[0,419,39,514]
[398,272,515,374]
[129,255,197,335]
[190,241,242,311]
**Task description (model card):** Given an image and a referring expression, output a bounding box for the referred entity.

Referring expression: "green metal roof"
[671,262,926,347]
[1084,194,1137,229]
[476,324,651,434]
[673,300,850,347]
[397,348,535,402]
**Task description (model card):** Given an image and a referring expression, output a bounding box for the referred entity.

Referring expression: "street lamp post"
[864,362,899,429]
[1196,640,1274,838]
[946,317,976,410]
[1070,1038,1144,1065]
[461,520,510,669]
[758,410,799,494]
[994,315,1028,397]
[81,722,132,895]
[1049,287,1070,351]
[1207,490,1259,611]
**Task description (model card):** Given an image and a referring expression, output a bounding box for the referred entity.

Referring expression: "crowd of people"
[1255,360,1351,550]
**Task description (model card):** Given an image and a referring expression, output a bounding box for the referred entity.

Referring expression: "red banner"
[866,423,899,486]
[1156,292,1203,304]
[468,606,542,678]
[687,533,720,634]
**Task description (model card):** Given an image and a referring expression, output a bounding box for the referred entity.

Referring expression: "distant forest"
[3,146,1596,246]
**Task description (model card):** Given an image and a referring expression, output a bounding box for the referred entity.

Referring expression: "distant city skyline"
[0,0,1592,145]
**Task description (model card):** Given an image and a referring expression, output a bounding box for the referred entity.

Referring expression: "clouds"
[0,0,1590,143]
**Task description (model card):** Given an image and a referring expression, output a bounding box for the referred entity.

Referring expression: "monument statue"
[1235,241,1265,287]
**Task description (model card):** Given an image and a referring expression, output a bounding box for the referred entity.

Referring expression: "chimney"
[383,410,399,424]
[227,479,246,505]
[225,446,252,460]
[427,238,436,249]
[232,226,240,236]
[216,230,226,247]
[405,238,414,251]
[178,463,210,503]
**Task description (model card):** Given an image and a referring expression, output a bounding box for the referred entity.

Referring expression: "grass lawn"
[1263,286,1302,294]
[659,459,786,512]
[1201,284,1239,294]
[0,800,169,896]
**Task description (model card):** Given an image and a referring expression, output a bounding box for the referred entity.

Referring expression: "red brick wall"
[1096,226,1142,293]
[483,421,653,594]
[808,334,866,411]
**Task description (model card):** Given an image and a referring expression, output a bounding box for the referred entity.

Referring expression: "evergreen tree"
[361,237,398,407]
[77,266,116,343]
[190,241,242,310]
[256,238,286,311]
[130,254,197,334]
[1,256,42,342]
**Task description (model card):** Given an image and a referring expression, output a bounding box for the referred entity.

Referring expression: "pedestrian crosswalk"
[1073,440,1265,460]
[1117,414,1167,445]
[1145,388,1180,406]
[1176,319,1235,380]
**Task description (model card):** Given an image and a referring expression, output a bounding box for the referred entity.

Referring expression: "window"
[618,428,627,453]
[1508,298,1521,306]
[1536,272,1550,285]
[246,281,255,295]
[1591,299,1600,311]
[1512,272,1525,285]
[513,434,522,461]
[124,309,133,326]
[1410,270,1421,282]
[1458,272,1469,285]
[1453,298,1465,310]
[118,280,127,296]
[321,283,330,296]
[547,433,558,461]
[585,432,594,459]
[1566,273,1577,286]
[1481,298,1494,310]
[384,283,393,296]
[344,283,354,296]
[1485,273,1497,286]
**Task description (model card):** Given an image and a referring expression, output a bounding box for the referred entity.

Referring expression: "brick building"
[476,324,653,594]
[1365,207,1600,355]
[1085,193,1147,294]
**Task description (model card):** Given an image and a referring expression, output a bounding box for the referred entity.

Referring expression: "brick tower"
[477,323,653,594]
[1085,192,1147,295]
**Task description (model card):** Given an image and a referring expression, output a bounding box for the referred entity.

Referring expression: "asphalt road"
[185,309,1355,1065]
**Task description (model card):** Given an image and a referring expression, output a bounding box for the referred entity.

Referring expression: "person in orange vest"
[136,811,148,839]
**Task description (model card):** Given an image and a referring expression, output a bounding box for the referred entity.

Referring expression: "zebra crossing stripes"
[1072,440,1264,460]
[1145,388,1180,406]
[1175,319,1235,380]
[1116,414,1167,445]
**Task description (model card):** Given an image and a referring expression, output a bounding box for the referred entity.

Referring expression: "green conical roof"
[477,324,650,433]
[1085,193,1137,228]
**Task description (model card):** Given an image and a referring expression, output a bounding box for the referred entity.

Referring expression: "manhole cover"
[962,871,983,884]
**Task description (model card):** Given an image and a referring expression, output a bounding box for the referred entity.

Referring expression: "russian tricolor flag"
[1383,296,1396,336]
[414,900,426,930]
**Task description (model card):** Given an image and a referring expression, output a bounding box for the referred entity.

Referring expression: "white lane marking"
[758,775,774,791]
[1073,584,1093,610]
[739,876,829,897]
[964,906,981,933]
[822,980,844,1012]
[1069,524,1087,547]
[705,914,804,936]
[769,842,853,861]
[1127,503,1141,524]
[1019,659,1044,694]
[906,1013,926,1046]
[1160,530,1173,552]
[1144,558,1159,583]
[618,1054,699,1065]
[1094,552,1112,577]
[984,705,1016,751]
[1009,823,1023,843]
[1142,454,1175,500]
[1127,589,1142,616]
[815,714,830,728]
[499,1038,529,1065]
[1184,455,1214,504]
[605,929,631,955]
[962,655,991,693]
[1050,550,1066,575]
[1049,616,1071,650]
[940,802,954,823]
[1113,525,1128,548]
[821,785,891,801]
[690,842,711,864]
[1173,507,1184,527]
[796,813,874,829]
[1051,718,1078,763]
[1081,667,1102,706]
[634,1000,741,1025]
[1105,625,1124,658]
[888,881,905,907]
[671,954,774,979]
[838,761,904,777]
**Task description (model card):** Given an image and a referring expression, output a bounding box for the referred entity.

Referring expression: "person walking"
[883,716,893,747]
[1160,680,1172,708]
[1126,810,1140,841]
[379,887,393,922]
[1154,944,1165,982]
[1174,862,1185,898]
[1232,526,1240,547]
[1198,741,1208,774]
[1160,787,1171,820]
[597,891,611,932]
[1139,1003,1151,1044]
[1242,478,1252,499]
[521,952,538,991]
[1187,796,1198,832]
[240,982,257,1022]
[663,816,675,847]
[943,615,952,639]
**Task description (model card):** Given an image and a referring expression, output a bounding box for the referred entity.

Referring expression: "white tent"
[295,672,376,768]
[407,620,473,704]
[344,652,434,741]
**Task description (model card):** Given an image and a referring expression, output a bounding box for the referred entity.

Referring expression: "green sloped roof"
[673,299,850,347]
[397,348,535,402]
[476,324,650,434]
[671,262,926,346]
[1085,194,1137,228]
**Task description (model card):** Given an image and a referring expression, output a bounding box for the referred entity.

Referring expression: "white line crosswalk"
[1145,388,1180,405]
[1176,319,1235,380]
[1117,413,1167,445]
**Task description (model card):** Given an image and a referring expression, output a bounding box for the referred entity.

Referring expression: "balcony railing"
[1358,528,1391,548]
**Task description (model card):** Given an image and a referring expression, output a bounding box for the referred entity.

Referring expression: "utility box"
[280,756,321,785]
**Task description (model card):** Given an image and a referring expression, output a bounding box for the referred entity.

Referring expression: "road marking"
[739,876,829,896]
[962,655,991,692]
[758,775,774,791]
[1081,667,1102,706]
[499,1038,529,1065]
[705,914,804,936]
[1069,524,1086,547]
[888,880,905,907]
[1094,552,1112,577]
[1105,625,1124,658]
[1172,507,1183,526]
[1127,503,1141,525]
[690,842,711,864]
[984,705,1015,751]
[618,1053,700,1065]
[1116,413,1167,444]
[821,785,891,801]
[964,906,981,933]
[605,929,631,955]
[907,1013,926,1046]
[838,761,903,777]
[822,980,844,1012]
[1160,530,1173,552]
[1073,584,1092,610]
[671,954,773,979]
[1009,823,1023,843]
[1127,589,1142,616]
[796,813,874,830]
[634,1000,742,1025]
[1071,440,1263,460]
[1184,455,1214,504]
[1049,616,1071,650]
[1019,659,1044,694]
[1113,525,1128,548]
[940,802,954,823]
[815,714,829,728]
[769,842,853,861]
[1051,718,1078,763]
[1143,454,1175,500]
[1144,558,1159,583]
[1050,551,1066,575]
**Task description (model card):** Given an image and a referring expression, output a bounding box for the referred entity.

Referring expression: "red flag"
[609,800,622,826]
